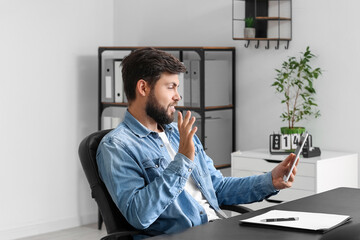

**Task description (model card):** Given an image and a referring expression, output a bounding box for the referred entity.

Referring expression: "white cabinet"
[231,149,358,210]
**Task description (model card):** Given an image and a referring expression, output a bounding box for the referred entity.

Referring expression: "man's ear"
[136,79,150,97]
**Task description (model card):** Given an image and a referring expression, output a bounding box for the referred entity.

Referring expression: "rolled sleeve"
[168,153,197,178]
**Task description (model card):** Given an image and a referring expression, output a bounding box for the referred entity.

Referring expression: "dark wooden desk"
[149,187,360,240]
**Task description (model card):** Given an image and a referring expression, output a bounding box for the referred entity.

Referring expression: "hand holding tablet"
[283,132,309,182]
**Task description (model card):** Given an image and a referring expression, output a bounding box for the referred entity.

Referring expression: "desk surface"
[149,188,360,240]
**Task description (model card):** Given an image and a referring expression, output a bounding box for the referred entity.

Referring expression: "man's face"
[145,73,181,125]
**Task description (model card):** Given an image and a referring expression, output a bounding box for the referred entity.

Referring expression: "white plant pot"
[244,28,256,38]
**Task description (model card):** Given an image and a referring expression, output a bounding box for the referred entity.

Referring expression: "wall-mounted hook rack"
[238,39,291,49]
[265,40,270,49]
[275,40,280,50]
[232,0,292,50]
[285,40,290,49]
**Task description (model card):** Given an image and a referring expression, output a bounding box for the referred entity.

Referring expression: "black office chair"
[78,129,252,240]
[79,129,141,240]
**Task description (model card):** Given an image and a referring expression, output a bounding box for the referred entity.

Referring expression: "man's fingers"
[182,111,191,126]
[185,116,196,132]
[177,111,183,130]
[189,116,196,125]
[189,126,198,138]
[283,153,296,166]
[180,111,196,134]
[288,172,296,183]
[177,111,196,161]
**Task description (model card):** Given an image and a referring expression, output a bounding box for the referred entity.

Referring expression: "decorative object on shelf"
[302,146,321,158]
[244,17,255,38]
[280,127,305,149]
[271,46,322,151]
[232,0,292,49]
[269,132,313,155]
[269,130,321,156]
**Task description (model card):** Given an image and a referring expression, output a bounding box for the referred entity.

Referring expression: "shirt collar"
[123,110,174,138]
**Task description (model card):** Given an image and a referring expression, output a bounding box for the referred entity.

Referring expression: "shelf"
[101,103,234,111]
[233,0,291,1]
[99,46,235,51]
[101,102,128,107]
[177,105,234,111]
[256,17,291,21]
[232,0,292,49]
[234,17,291,21]
[233,38,291,41]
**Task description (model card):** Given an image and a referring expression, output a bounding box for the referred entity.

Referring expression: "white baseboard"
[0,213,97,240]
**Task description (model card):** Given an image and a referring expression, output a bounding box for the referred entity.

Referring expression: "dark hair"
[121,47,186,102]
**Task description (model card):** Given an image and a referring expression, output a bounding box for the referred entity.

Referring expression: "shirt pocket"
[194,145,210,177]
[142,157,166,182]
[196,167,210,178]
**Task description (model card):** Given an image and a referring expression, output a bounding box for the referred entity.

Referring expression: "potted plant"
[244,17,255,38]
[271,46,322,137]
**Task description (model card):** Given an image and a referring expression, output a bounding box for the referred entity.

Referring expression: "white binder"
[190,60,200,107]
[177,72,184,106]
[183,60,191,106]
[102,59,114,102]
[114,60,124,103]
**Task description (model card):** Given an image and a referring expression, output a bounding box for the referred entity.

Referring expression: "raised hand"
[177,111,198,161]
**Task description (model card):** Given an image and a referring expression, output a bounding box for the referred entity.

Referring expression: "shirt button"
[200,211,204,214]
[188,168,192,172]
[160,144,163,147]
[155,165,159,168]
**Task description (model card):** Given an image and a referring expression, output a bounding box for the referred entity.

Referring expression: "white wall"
[0,1,114,239]
[114,0,360,184]
[1,1,359,239]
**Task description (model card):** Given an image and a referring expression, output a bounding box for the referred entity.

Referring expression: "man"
[97,48,297,237]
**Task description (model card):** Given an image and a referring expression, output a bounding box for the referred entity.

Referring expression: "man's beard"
[145,91,175,125]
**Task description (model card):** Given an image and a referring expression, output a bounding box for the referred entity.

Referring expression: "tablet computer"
[283,132,309,182]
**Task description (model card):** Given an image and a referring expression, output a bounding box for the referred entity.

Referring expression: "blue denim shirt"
[97,110,278,236]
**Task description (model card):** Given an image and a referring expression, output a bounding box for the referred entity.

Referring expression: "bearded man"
[96,48,297,238]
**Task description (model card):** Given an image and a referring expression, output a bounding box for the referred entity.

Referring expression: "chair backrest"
[78,129,136,234]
